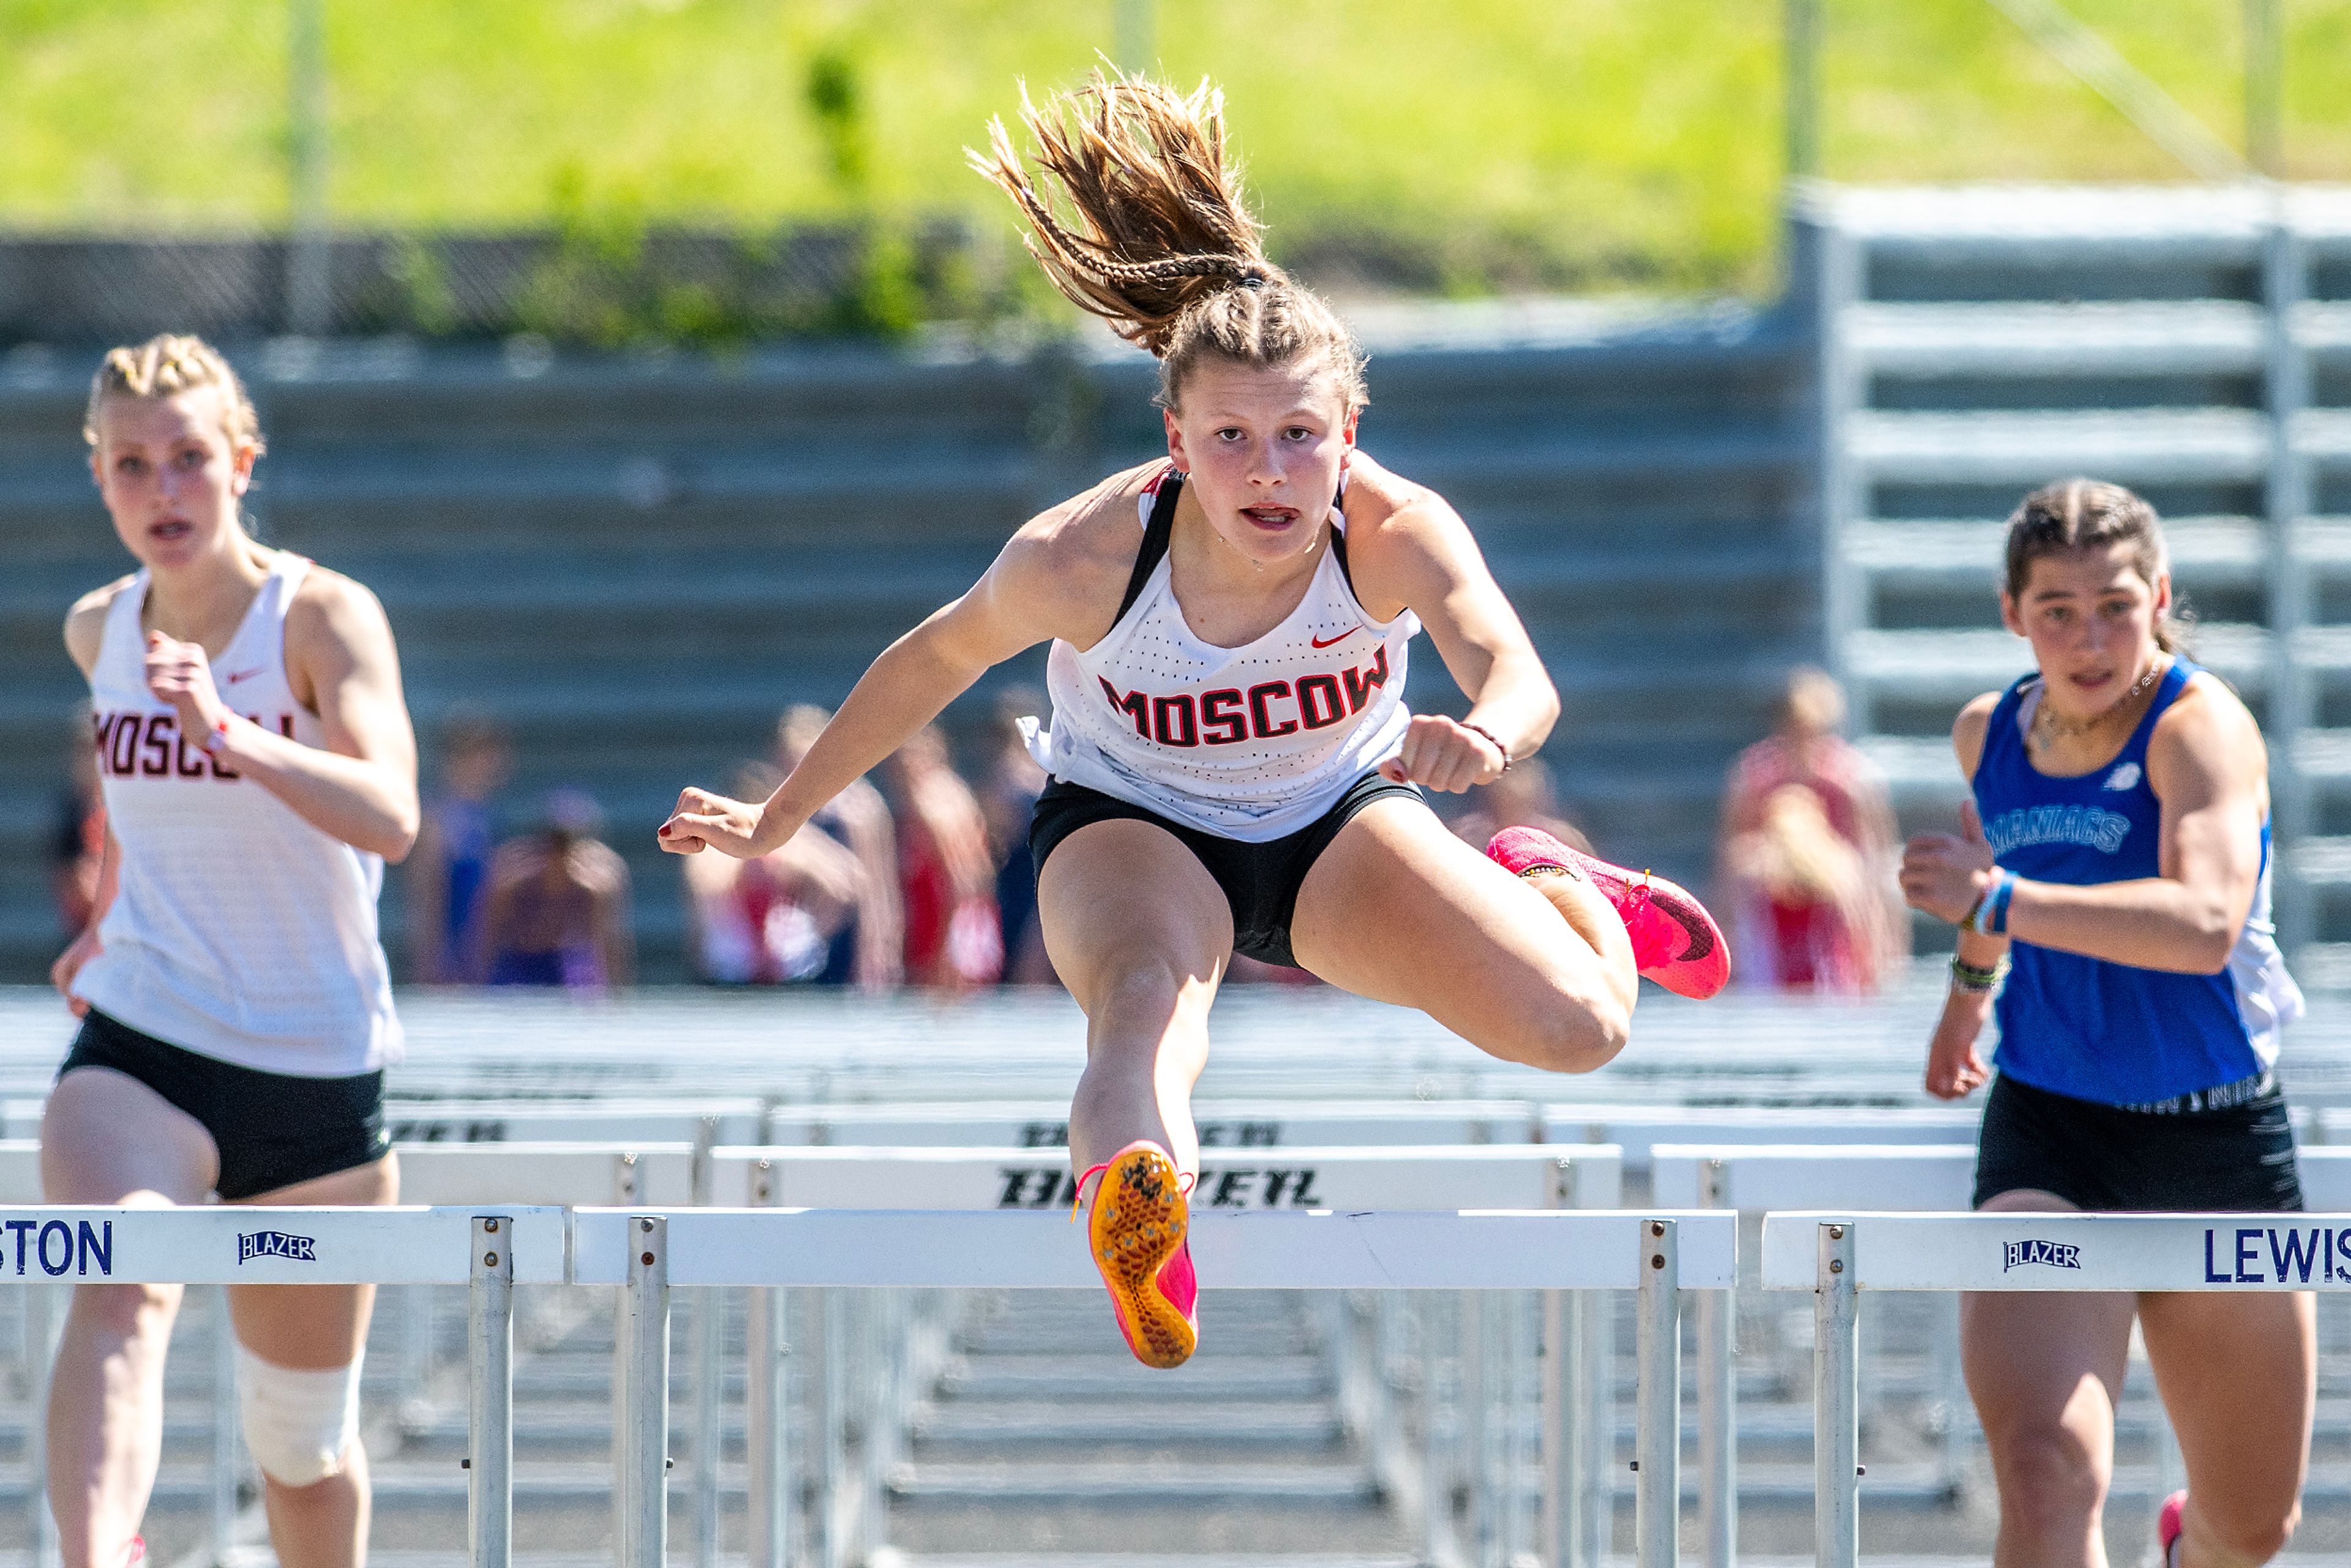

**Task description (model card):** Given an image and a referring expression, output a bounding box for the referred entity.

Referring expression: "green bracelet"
[1949,954,2006,994]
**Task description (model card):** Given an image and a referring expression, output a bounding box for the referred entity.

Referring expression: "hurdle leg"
[1543,1291,1567,1568]
[469,1216,516,1568]
[748,1286,790,1568]
[1697,1158,1734,1568]
[1815,1222,1858,1568]
[1572,1289,1608,1568]
[620,1217,672,1568]
[1421,1294,1458,1568]
[209,1285,238,1566]
[817,1290,843,1568]
[692,1289,722,1568]
[26,1285,55,1568]
[1697,1286,1734,1568]
[1932,1294,1966,1500]
[1635,1220,1680,1568]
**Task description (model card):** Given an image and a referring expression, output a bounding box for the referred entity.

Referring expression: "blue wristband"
[1982,868,2017,936]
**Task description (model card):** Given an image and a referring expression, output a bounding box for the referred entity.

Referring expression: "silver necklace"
[2031,656,2165,749]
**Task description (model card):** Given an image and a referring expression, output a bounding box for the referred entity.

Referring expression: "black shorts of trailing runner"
[1973,1070,2303,1213]
[59,1008,390,1202]
[1029,769,1422,969]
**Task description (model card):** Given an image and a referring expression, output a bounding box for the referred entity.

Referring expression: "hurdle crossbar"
[1764,1210,2351,1568]
[577,1206,1731,1568]
[0,1205,555,1568]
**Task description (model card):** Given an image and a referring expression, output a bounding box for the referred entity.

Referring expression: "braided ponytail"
[972,69,1366,413]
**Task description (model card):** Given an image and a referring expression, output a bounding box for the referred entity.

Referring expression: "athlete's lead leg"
[1289,798,1634,1071]
[1038,819,1234,1179]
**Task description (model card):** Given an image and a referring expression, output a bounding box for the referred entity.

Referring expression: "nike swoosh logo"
[223,669,262,685]
[1310,630,1359,650]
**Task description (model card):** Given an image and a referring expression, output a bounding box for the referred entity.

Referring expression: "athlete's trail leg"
[1038,819,1233,1179]
[2137,1289,2312,1568]
[230,1153,399,1568]
[1965,1191,2134,1568]
[41,1068,219,1568]
[1289,798,1633,1071]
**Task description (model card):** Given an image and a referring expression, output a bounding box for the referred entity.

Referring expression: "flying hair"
[970,68,1367,413]
[84,333,266,456]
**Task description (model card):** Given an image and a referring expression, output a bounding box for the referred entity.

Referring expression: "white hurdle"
[1654,1141,1979,1568]
[714,1142,1629,1568]
[1763,1209,2351,1568]
[576,1205,1733,1568]
[0,1204,561,1568]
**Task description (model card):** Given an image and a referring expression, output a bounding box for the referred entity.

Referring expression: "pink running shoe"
[1073,1141,1198,1369]
[1488,826,1730,999]
[2159,1490,2187,1568]
[122,1539,144,1568]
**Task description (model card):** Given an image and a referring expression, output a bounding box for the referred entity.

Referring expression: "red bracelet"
[1460,720,1512,773]
[200,715,234,756]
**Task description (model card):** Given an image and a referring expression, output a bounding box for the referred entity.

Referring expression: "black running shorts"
[1973,1070,2304,1213]
[1028,770,1423,968]
[59,1009,391,1202]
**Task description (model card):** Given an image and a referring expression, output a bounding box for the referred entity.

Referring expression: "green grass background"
[7,0,2351,295]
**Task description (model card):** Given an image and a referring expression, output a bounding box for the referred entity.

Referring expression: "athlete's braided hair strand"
[972,68,1365,411]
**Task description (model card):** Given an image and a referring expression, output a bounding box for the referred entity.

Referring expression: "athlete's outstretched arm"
[163,571,421,861]
[1903,678,2265,975]
[1348,478,1559,793]
[661,481,1131,858]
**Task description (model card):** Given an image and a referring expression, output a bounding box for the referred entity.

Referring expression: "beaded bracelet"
[1949,954,2006,994]
[1460,721,1512,774]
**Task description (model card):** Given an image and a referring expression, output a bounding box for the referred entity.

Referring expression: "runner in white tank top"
[1026,465,1419,839]
[661,70,1728,1374]
[47,336,419,1568]
[74,551,399,1071]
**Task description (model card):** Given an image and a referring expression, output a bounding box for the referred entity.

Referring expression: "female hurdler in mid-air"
[659,70,1728,1368]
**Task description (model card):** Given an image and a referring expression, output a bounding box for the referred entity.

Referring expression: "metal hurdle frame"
[0,1205,562,1568]
[576,1206,1733,1568]
[717,1143,1630,1568]
[1652,1142,1981,1568]
[1763,1210,2351,1568]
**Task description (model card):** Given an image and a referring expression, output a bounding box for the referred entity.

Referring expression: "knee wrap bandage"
[234,1343,361,1485]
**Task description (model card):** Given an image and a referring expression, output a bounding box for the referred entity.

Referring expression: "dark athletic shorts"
[1029,770,1423,968]
[1974,1070,2303,1213]
[59,1009,390,1202]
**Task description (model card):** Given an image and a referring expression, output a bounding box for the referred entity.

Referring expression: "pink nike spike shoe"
[1487,826,1731,999]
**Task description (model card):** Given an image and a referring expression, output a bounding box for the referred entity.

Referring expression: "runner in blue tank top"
[1902,480,2311,1568]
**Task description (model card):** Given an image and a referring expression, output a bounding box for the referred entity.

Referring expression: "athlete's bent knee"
[1987,1430,2105,1535]
[235,1343,361,1486]
[77,1280,176,1340]
[2194,1499,2298,1568]
[1497,988,1628,1076]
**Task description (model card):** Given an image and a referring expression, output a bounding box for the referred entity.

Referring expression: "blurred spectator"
[408,711,513,983]
[778,705,904,989]
[885,726,1002,989]
[1717,667,1907,993]
[682,762,868,984]
[478,789,634,992]
[1451,757,1594,857]
[52,711,104,942]
[981,689,1055,985]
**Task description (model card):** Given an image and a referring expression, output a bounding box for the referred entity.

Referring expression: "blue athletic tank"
[1972,659,2302,1106]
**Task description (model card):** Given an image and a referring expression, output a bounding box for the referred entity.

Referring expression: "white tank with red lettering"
[1024,473,1419,841]
[72,553,400,1075]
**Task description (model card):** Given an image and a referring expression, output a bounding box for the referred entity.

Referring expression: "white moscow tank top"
[1024,467,1420,841]
[71,553,402,1076]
